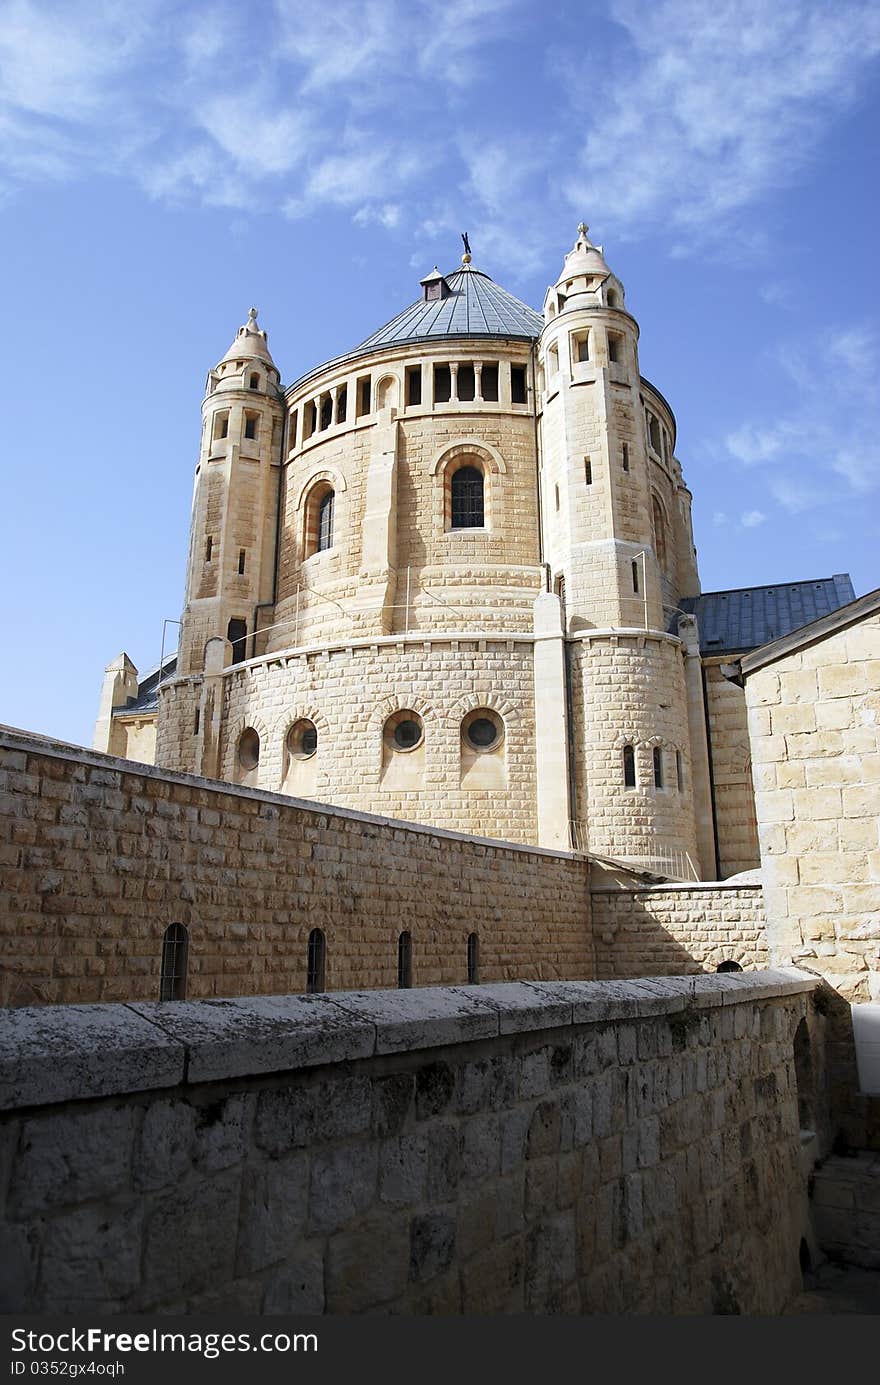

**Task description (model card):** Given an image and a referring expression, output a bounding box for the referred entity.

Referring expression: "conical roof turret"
[555,223,612,287]
[219,307,276,366]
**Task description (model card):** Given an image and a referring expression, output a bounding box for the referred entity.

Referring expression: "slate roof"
[113,655,177,717]
[356,265,543,350]
[679,575,856,655]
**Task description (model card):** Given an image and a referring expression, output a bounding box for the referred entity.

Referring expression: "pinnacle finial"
[577,221,589,240]
[247,307,259,326]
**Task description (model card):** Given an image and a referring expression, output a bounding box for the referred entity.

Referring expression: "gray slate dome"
[357,264,543,350]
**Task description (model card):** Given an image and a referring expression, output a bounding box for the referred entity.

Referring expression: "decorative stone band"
[0,970,817,1113]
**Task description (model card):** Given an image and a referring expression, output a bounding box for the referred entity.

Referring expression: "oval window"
[287,719,318,760]
[238,728,260,770]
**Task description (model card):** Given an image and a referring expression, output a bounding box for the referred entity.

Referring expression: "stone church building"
[95,227,856,883]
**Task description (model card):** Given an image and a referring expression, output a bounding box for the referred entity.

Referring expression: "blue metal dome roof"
[356,264,543,349]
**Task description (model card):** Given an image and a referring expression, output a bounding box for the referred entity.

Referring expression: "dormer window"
[420,267,451,302]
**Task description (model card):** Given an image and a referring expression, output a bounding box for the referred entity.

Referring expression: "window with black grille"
[450,466,484,528]
[307,928,326,993]
[317,491,334,552]
[160,923,188,1001]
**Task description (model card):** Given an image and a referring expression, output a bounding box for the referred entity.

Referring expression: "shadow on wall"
[591,886,768,982]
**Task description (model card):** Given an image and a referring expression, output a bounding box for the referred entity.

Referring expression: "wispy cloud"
[740,510,766,528]
[0,0,878,276]
[721,322,880,514]
[563,0,880,246]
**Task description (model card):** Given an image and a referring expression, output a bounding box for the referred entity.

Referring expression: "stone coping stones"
[0,1003,186,1111]
[0,970,818,1113]
[327,986,500,1055]
[128,994,376,1085]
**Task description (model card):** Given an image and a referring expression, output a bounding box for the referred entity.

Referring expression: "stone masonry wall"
[0,971,818,1314]
[704,663,761,878]
[744,610,880,1002]
[592,884,767,979]
[0,729,591,1008]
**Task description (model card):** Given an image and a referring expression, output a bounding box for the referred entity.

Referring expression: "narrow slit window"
[510,365,527,404]
[548,341,559,375]
[193,708,200,735]
[406,366,422,406]
[248,372,260,390]
[356,376,371,417]
[238,548,246,575]
[317,490,334,552]
[622,443,630,472]
[307,928,326,993]
[653,746,664,789]
[632,559,640,593]
[244,414,258,440]
[676,749,684,792]
[623,744,636,788]
[288,410,298,450]
[205,536,213,562]
[319,394,333,431]
[481,364,499,401]
[554,483,560,511]
[159,923,188,1002]
[608,332,622,364]
[335,386,347,424]
[585,456,593,486]
[467,932,480,984]
[397,930,412,989]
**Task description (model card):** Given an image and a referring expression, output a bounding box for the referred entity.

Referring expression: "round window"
[394,719,422,750]
[384,710,424,753]
[462,709,503,752]
[287,719,318,760]
[238,727,260,770]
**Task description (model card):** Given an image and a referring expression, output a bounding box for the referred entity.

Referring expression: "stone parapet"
[0,971,819,1314]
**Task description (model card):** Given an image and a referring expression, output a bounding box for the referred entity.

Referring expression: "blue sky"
[1,0,878,746]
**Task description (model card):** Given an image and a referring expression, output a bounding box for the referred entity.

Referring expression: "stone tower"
[179,309,284,679]
[535,227,707,871]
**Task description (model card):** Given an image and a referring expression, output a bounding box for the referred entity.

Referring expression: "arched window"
[623,744,636,788]
[450,465,484,528]
[237,727,260,772]
[467,932,480,984]
[317,490,334,552]
[160,923,188,1001]
[794,1018,814,1131]
[652,495,668,572]
[307,928,326,993]
[653,745,664,789]
[398,930,412,989]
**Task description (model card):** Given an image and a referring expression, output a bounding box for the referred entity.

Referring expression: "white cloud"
[712,511,728,526]
[719,319,879,535]
[563,0,880,244]
[740,510,766,528]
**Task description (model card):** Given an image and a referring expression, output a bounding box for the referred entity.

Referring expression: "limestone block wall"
[704,662,760,877]
[0,971,818,1314]
[743,606,880,1001]
[591,883,767,979]
[214,637,539,842]
[0,729,590,1008]
[569,632,699,866]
